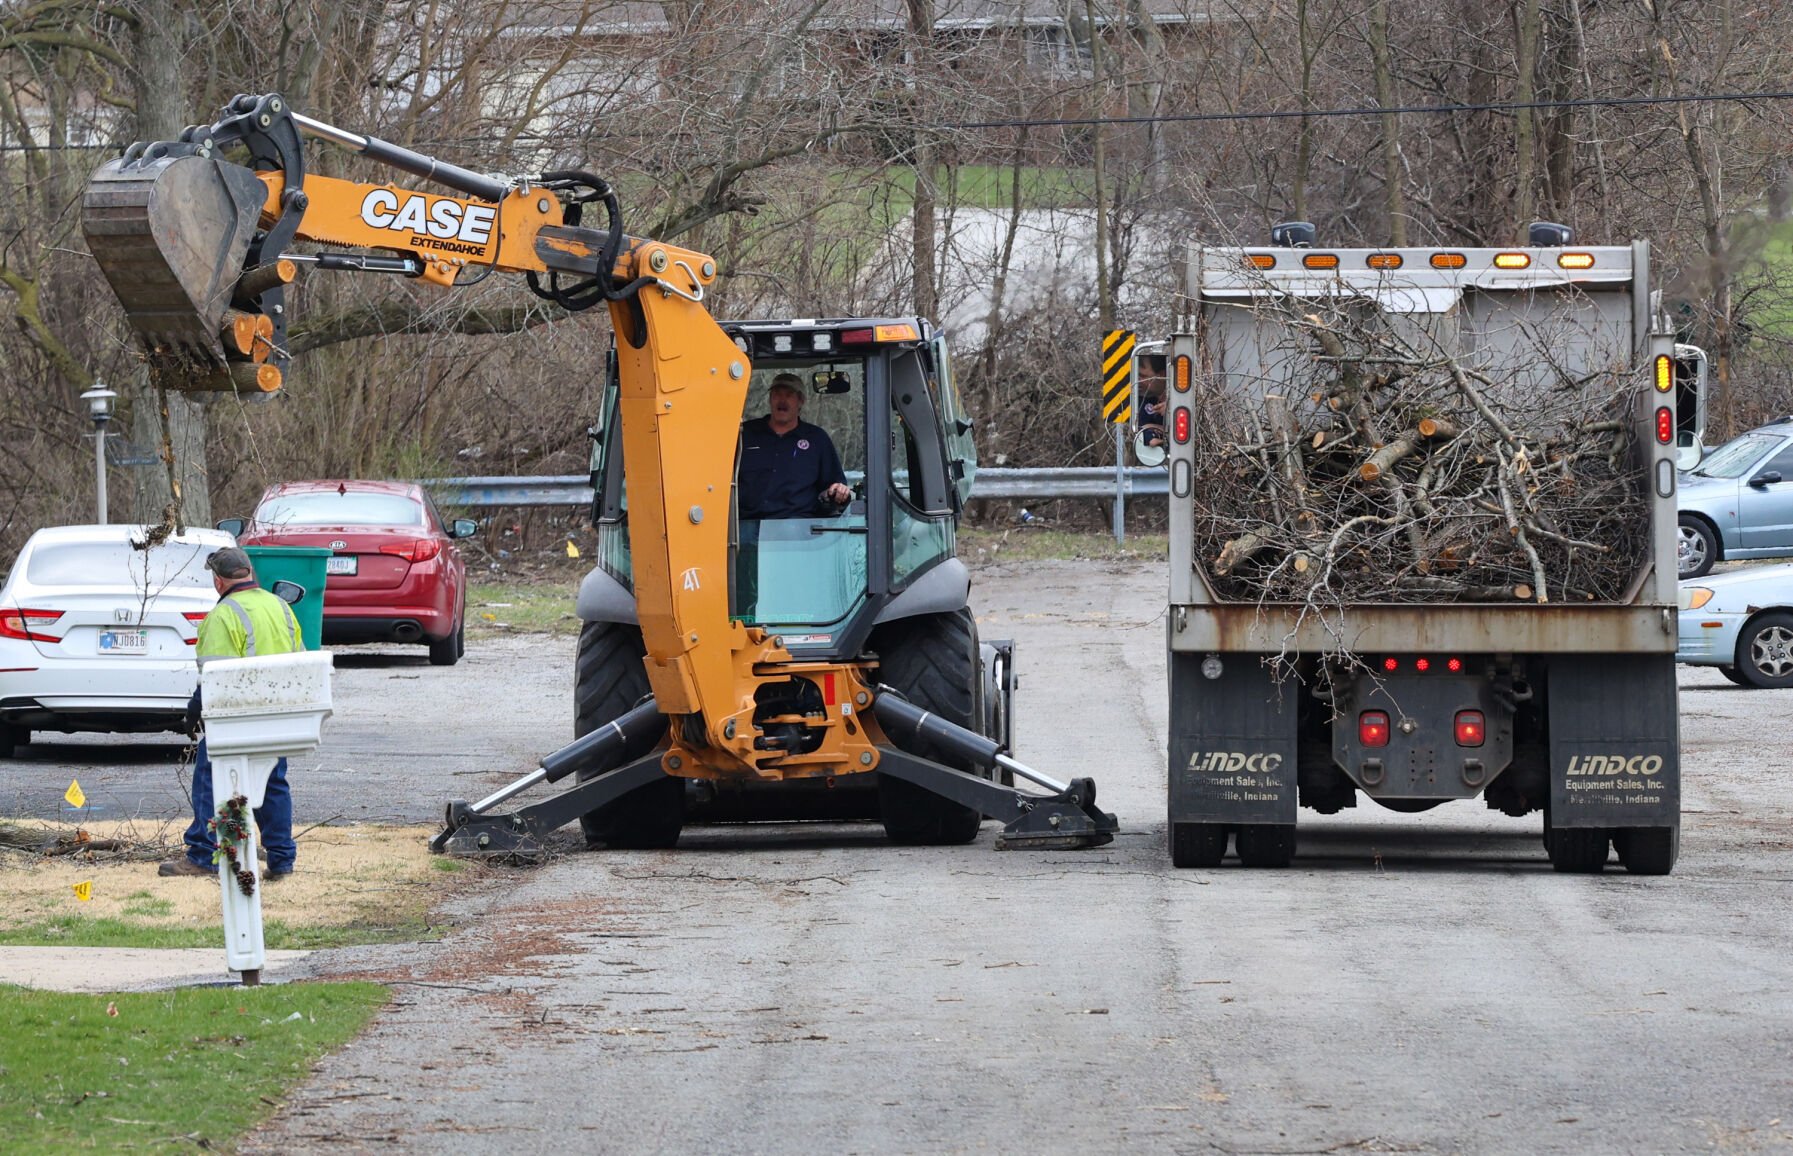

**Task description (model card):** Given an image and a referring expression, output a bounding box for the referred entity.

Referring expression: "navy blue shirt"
[738,416,848,519]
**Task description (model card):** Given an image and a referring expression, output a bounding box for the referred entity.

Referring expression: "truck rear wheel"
[573,620,681,849]
[1544,814,1610,873]
[1234,823,1296,868]
[1613,826,1678,875]
[1170,822,1228,868]
[872,609,985,846]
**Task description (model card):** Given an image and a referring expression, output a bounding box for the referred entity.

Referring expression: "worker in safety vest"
[158,546,305,879]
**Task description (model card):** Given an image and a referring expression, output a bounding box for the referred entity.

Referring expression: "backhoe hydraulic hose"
[291,110,511,203]
[465,697,664,816]
[871,688,1070,795]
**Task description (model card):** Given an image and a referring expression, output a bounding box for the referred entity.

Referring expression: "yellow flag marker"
[566,538,581,559]
[72,881,93,902]
[64,779,86,809]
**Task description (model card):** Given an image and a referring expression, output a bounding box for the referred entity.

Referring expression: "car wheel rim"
[1751,626,1793,678]
[1677,526,1707,573]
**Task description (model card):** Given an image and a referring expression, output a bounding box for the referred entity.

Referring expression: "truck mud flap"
[1547,654,1679,830]
[1168,652,1298,826]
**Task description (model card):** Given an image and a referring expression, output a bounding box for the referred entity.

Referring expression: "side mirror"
[1675,433,1704,472]
[270,579,305,605]
[216,517,245,537]
[811,371,852,395]
[1132,427,1168,468]
[449,518,479,539]
[1749,471,1783,489]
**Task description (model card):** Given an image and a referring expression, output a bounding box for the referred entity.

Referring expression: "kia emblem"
[330,540,348,550]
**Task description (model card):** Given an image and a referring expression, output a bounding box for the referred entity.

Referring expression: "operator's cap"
[204,546,253,579]
[769,372,804,394]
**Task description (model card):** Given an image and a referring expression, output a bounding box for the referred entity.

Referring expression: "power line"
[5,86,1790,154]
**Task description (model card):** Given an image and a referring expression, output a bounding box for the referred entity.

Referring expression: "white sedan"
[0,524,234,755]
[1677,562,1793,688]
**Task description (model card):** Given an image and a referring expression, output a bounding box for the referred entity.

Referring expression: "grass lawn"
[0,981,386,1153]
[467,581,582,636]
[0,823,458,950]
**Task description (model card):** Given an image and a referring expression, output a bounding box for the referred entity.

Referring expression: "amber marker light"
[1558,252,1595,269]
[1655,354,1673,392]
[1367,253,1404,269]
[1303,253,1340,269]
[1493,253,1532,269]
[1247,253,1276,269]
[1431,253,1467,269]
[1173,355,1192,393]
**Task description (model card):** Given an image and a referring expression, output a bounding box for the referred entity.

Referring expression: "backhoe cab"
[79,92,1115,859]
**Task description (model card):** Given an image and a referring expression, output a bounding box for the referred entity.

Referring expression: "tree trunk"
[1371,0,1406,245]
[126,0,210,529]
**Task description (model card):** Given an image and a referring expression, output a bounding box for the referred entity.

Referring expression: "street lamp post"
[79,384,117,525]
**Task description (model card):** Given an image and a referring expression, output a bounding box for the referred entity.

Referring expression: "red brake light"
[1415,657,1430,672]
[1447,657,1463,673]
[183,610,208,645]
[1655,406,1673,444]
[1360,711,1391,748]
[1383,657,1398,672]
[1173,408,1191,444]
[380,539,441,563]
[839,328,875,345]
[1455,710,1486,747]
[0,608,66,642]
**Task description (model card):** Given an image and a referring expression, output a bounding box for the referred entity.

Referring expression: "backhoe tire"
[1234,823,1296,868]
[573,620,680,850]
[1170,822,1228,868]
[873,608,985,846]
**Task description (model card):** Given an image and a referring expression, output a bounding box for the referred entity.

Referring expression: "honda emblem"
[113,607,132,624]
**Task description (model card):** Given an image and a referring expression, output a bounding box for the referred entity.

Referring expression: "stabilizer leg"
[874,747,1117,850]
[432,754,668,861]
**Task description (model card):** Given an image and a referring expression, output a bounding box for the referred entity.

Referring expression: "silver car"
[1677,418,1793,578]
[1677,563,1793,687]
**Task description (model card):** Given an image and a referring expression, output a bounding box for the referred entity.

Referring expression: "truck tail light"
[0,608,66,642]
[1655,355,1673,392]
[1360,711,1390,748]
[381,538,441,563]
[1455,711,1486,747]
[1173,408,1190,444]
[1656,407,1673,444]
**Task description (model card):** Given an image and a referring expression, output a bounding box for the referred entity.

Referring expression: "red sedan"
[227,481,475,666]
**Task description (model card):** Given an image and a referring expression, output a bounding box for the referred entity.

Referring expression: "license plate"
[99,629,147,654]
[326,555,357,576]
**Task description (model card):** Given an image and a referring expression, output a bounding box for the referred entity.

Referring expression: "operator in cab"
[738,373,851,519]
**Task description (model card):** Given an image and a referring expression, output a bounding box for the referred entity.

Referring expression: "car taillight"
[381,539,441,563]
[183,611,208,645]
[0,608,66,642]
[1455,710,1486,747]
[1360,711,1390,748]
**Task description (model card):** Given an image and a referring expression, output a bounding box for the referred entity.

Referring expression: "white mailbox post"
[199,650,333,984]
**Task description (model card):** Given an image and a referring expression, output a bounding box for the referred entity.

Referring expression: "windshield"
[25,538,215,591]
[256,491,424,527]
[1694,433,1781,479]
[737,516,867,629]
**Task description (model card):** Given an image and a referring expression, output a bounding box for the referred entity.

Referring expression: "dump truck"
[81,92,1118,858]
[1142,223,1683,874]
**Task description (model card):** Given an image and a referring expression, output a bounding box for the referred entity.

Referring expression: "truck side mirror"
[1132,427,1167,468]
[217,517,245,537]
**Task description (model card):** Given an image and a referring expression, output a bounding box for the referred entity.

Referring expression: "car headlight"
[1681,587,1715,611]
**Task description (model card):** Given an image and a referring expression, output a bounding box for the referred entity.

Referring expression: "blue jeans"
[183,738,296,873]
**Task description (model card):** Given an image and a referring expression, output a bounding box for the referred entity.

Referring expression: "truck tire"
[0,724,21,758]
[1613,826,1678,875]
[1544,814,1609,873]
[1734,611,1793,689]
[1170,822,1228,868]
[1234,823,1296,868]
[872,608,985,846]
[1677,515,1717,579]
[573,620,680,849]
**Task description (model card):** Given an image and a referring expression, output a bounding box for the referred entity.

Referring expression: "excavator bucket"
[82,153,268,369]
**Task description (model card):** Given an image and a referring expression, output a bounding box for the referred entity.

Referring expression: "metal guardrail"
[425,467,1169,508]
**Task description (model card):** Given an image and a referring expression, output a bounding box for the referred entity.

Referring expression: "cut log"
[1358,433,1419,483]
[1214,532,1267,576]
[1416,416,1458,440]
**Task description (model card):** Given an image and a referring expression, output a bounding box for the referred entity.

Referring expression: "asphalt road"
[6,560,1791,1153]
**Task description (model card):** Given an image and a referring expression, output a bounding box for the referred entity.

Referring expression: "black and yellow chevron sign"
[1101,329,1136,424]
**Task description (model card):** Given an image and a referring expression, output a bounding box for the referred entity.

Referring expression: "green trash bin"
[242,546,330,652]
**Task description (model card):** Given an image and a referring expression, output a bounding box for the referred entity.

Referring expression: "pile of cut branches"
[1193,293,1651,606]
